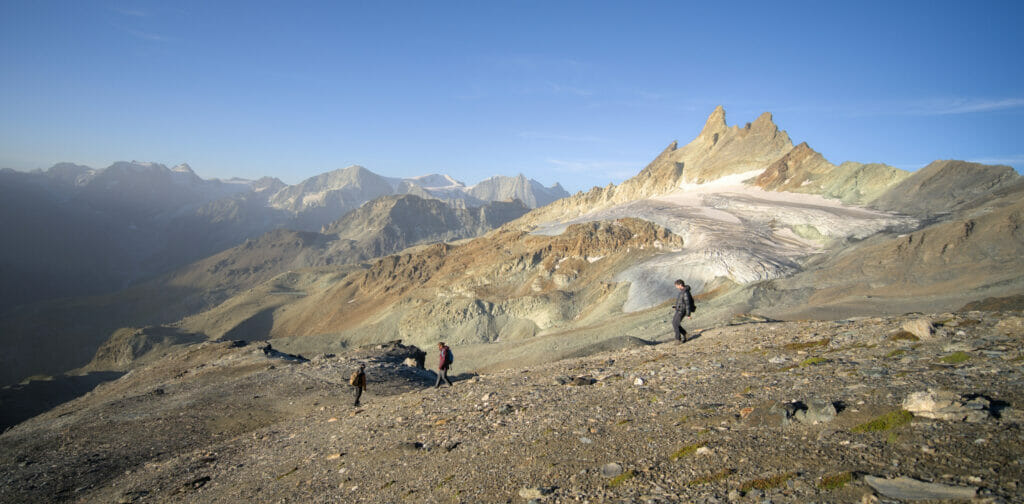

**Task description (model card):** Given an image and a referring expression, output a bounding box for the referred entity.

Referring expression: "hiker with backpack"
[350,363,366,406]
[435,342,454,388]
[671,279,694,343]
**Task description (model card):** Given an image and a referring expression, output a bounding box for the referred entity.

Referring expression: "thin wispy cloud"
[111,7,148,17]
[965,155,1024,167]
[126,29,168,42]
[906,98,1024,116]
[546,81,593,97]
[518,132,606,143]
[849,98,1024,117]
[547,158,639,181]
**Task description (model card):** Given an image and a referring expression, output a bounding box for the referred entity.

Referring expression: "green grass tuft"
[940,351,970,364]
[784,338,831,351]
[607,470,635,487]
[889,330,919,342]
[687,468,733,486]
[740,472,796,492]
[852,410,913,433]
[818,471,853,490]
[886,349,907,358]
[799,357,829,367]
[670,442,706,460]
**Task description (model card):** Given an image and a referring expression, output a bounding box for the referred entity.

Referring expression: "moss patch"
[852,410,913,433]
[886,349,907,358]
[687,468,733,486]
[670,442,706,461]
[740,472,796,492]
[784,338,831,351]
[607,470,635,487]
[799,357,829,367]
[940,351,970,364]
[818,471,853,490]
[889,330,920,342]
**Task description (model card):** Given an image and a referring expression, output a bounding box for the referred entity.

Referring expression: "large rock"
[864,475,977,500]
[902,319,935,340]
[793,399,837,424]
[903,389,991,422]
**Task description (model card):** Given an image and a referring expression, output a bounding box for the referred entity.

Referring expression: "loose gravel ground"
[2,311,1023,503]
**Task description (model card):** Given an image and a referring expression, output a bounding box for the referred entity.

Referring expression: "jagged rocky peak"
[698,105,728,144]
[674,106,793,184]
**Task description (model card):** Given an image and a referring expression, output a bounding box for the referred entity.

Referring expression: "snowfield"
[534,172,918,312]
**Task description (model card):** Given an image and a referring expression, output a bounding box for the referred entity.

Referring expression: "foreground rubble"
[2,311,1023,503]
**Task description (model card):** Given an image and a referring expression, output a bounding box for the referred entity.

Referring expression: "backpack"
[687,292,697,314]
[349,370,360,386]
[445,347,454,365]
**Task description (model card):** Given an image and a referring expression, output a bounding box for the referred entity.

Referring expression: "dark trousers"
[353,385,363,406]
[672,311,687,341]
[435,367,453,387]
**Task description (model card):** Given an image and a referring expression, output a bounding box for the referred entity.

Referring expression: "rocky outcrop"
[751,143,911,205]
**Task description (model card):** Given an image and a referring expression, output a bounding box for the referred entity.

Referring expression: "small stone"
[579,437,592,444]
[601,462,623,478]
[325,453,341,460]
[634,377,645,386]
[519,487,553,499]
[398,442,422,452]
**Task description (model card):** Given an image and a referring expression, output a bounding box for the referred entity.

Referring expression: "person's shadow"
[429,370,478,386]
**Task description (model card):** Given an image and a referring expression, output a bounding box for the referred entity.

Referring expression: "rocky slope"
[2,311,1022,503]
[750,183,1024,320]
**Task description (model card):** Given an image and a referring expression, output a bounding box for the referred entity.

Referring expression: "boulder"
[864,475,977,500]
[902,319,935,340]
[793,399,837,424]
[903,389,991,422]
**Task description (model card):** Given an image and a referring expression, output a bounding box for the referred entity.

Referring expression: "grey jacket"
[673,286,692,317]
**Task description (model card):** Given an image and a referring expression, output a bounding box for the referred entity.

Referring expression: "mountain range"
[2,106,1022,406]
[0,163,566,312]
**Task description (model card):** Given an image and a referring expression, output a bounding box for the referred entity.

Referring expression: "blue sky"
[1,1,1022,193]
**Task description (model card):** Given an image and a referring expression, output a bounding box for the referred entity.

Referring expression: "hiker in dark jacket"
[672,279,693,343]
[351,363,366,406]
[435,342,453,388]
